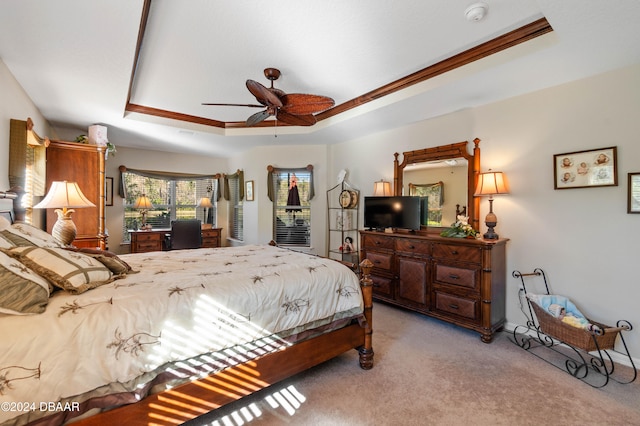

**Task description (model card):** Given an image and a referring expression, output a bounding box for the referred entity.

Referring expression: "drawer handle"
[374,260,381,264]
[408,245,415,249]
[448,274,460,280]
[448,304,459,310]
[375,241,381,245]
[451,250,459,255]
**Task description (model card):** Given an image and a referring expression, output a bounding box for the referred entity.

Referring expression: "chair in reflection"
[165,219,202,250]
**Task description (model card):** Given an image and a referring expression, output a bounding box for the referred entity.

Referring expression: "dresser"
[360,230,507,342]
[129,228,222,253]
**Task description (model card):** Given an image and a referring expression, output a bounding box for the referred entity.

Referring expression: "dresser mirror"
[393,138,480,232]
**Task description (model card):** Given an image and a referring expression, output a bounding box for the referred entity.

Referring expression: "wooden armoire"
[45,140,107,249]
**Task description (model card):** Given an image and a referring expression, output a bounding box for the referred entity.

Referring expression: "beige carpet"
[187,302,640,426]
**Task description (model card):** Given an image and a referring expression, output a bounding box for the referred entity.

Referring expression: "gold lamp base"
[52,208,77,246]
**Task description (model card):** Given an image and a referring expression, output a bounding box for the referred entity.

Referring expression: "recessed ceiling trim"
[317,17,552,120]
[125,1,552,130]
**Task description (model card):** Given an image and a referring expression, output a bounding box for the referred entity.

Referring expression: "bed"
[0,190,373,426]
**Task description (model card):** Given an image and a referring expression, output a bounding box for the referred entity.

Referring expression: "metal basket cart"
[511,268,637,388]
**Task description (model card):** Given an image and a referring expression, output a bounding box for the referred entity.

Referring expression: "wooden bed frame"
[1,189,374,425]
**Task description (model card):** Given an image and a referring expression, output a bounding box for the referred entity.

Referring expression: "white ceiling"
[1,0,639,158]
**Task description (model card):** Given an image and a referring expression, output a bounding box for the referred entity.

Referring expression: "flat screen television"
[364,196,421,231]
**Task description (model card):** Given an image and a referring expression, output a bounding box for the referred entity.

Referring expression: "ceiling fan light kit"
[465,2,488,22]
[203,68,334,127]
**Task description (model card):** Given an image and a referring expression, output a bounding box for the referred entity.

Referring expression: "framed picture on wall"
[628,173,640,214]
[246,180,254,201]
[553,146,617,189]
[105,177,114,206]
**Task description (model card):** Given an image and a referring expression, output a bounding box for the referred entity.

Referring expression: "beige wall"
[0,59,52,191]
[330,63,640,358]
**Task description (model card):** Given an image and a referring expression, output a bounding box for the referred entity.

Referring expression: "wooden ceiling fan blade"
[276,111,317,126]
[246,110,272,126]
[280,94,335,115]
[246,79,283,108]
[202,102,265,108]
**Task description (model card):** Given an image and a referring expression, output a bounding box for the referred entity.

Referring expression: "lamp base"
[52,210,77,246]
[483,221,499,240]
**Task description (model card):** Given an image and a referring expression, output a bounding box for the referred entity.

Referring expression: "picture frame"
[246,180,254,201]
[553,146,617,189]
[105,177,114,206]
[628,173,640,214]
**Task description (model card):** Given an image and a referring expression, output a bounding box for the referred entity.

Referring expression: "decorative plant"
[440,215,479,238]
[75,134,116,157]
[106,142,116,157]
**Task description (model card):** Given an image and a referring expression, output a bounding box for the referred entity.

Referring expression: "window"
[270,168,312,247]
[227,174,243,241]
[121,172,217,242]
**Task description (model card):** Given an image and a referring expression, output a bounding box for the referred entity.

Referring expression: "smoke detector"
[465,2,488,22]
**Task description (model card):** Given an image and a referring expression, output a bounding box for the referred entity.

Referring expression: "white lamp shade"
[197,197,214,208]
[34,181,96,209]
[373,180,393,196]
[474,172,509,196]
[134,195,154,210]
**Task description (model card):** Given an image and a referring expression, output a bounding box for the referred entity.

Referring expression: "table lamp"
[474,171,509,239]
[34,181,96,246]
[373,179,392,196]
[134,194,154,230]
[197,197,214,228]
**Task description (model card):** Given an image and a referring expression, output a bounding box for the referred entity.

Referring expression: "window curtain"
[10,118,49,223]
[223,170,244,201]
[118,166,222,200]
[266,165,314,202]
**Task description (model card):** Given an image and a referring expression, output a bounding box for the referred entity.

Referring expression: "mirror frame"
[393,138,481,233]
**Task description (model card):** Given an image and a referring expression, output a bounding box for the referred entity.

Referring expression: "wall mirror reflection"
[406,160,467,227]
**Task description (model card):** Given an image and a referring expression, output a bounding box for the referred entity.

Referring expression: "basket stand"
[510,268,637,388]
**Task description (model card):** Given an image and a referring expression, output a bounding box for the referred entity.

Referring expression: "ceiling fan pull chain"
[274,112,278,138]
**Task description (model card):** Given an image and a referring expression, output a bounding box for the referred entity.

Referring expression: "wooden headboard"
[0,190,19,223]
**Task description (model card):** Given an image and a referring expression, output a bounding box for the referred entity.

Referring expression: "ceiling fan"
[202,68,335,127]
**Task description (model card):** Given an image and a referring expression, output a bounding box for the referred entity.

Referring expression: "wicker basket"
[530,302,619,352]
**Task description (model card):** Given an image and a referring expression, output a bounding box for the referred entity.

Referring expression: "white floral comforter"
[0,245,363,425]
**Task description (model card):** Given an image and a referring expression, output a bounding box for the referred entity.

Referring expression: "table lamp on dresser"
[34,181,96,246]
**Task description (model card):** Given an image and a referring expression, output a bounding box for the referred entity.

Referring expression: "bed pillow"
[6,246,114,294]
[0,250,50,315]
[66,247,135,275]
[0,215,10,230]
[0,232,16,249]
[3,222,62,248]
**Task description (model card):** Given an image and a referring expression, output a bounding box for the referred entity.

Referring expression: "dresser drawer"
[395,238,431,256]
[364,250,393,272]
[434,263,478,290]
[432,243,481,264]
[362,234,394,250]
[434,291,478,320]
[371,274,393,299]
[135,241,162,252]
[134,232,162,242]
[202,237,220,248]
